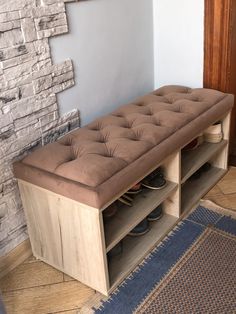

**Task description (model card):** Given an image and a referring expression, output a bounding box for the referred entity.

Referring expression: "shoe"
[107,241,123,262]
[201,162,211,172]
[103,202,118,221]
[126,183,142,194]
[118,196,133,206]
[182,134,203,151]
[147,204,163,221]
[189,162,211,181]
[129,219,150,236]
[141,168,166,190]
[182,137,200,151]
[204,122,223,143]
[122,194,134,202]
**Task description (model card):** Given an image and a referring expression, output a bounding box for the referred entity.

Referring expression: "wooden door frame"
[204,0,235,163]
[204,0,232,91]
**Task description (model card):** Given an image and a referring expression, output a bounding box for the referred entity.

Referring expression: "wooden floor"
[1,167,236,314]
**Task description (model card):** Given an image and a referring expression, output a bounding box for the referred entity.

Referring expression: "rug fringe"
[200,199,236,218]
[78,293,107,314]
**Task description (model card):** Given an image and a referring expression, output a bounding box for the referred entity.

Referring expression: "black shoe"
[189,162,211,181]
[126,183,142,194]
[141,168,167,190]
[103,202,118,222]
[107,241,123,262]
[147,204,163,221]
[129,219,149,236]
[118,196,133,206]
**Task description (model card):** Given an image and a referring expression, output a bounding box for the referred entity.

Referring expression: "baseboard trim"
[0,239,32,279]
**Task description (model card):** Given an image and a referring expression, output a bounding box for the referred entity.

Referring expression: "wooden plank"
[162,151,181,217]
[212,111,231,169]
[53,310,78,314]
[204,0,232,91]
[163,151,181,183]
[0,239,32,279]
[105,182,177,252]
[2,281,94,314]
[18,180,109,295]
[217,166,236,194]
[109,214,177,290]
[181,167,227,213]
[0,260,63,292]
[181,140,228,183]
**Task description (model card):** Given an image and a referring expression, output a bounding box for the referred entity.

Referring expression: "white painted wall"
[50,0,154,125]
[153,0,204,88]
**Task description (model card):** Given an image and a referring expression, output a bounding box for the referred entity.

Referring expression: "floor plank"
[63,274,75,282]
[217,178,236,195]
[205,184,222,197]
[48,309,78,314]
[2,281,94,314]
[0,260,63,292]
[205,193,236,210]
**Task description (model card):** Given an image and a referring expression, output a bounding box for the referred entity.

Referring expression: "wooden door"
[204,0,236,165]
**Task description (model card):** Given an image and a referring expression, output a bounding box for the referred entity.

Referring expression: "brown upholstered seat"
[13,86,234,208]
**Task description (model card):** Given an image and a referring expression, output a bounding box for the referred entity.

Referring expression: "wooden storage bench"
[13,85,234,295]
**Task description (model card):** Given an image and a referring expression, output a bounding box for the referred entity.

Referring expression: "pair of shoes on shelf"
[182,134,204,152]
[128,204,163,236]
[189,162,211,181]
[118,194,133,206]
[118,183,142,206]
[118,168,167,207]
[141,168,166,190]
[204,121,223,143]
[126,183,142,194]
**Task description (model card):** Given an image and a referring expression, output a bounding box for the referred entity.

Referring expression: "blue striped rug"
[81,201,236,314]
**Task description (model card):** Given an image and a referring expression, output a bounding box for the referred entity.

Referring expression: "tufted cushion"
[13,85,234,208]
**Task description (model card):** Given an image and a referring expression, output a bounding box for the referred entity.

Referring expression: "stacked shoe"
[128,219,150,236]
[107,241,123,263]
[141,168,166,190]
[128,204,163,236]
[103,202,118,221]
[147,204,163,221]
[182,134,204,151]
[118,183,142,206]
[189,162,211,181]
[204,121,223,143]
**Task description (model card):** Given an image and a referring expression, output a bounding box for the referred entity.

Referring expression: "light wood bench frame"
[18,111,231,295]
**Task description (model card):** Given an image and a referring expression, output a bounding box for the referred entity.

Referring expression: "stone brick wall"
[0,0,80,256]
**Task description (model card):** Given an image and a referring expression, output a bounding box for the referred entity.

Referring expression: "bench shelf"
[109,213,178,290]
[181,166,227,214]
[105,181,178,252]
[181,140,228,183]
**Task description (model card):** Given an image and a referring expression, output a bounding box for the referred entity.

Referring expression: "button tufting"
[130,137,139,141]
[114,113,123,117]
[60,140,72,146]
[67,157,75,162]
[103,154,113,158]
[89,127,100,131]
